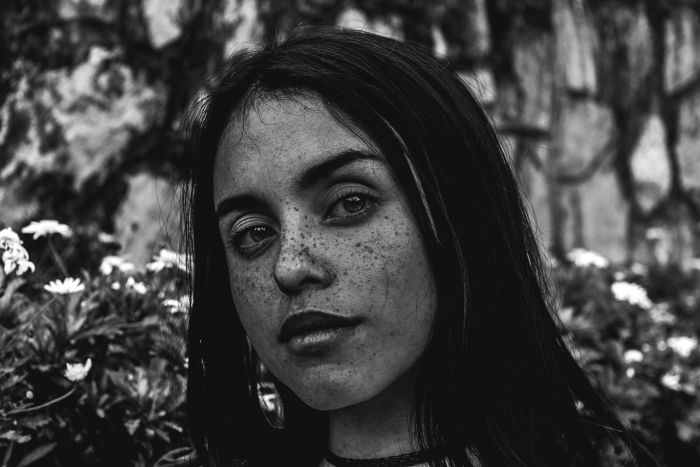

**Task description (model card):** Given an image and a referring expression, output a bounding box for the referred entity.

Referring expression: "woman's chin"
[291,380,372,412]
[302,396,350,412]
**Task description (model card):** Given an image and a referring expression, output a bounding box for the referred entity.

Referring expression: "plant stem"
[0,277,25,318]
[2,297,57,350]
[1,440,13,467]
[47,237,69,276]
[2,386,76,417]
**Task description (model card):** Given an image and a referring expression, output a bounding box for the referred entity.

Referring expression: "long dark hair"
[182,26,655,466]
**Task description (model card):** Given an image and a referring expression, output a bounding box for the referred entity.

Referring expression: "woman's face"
[212,94,437,411]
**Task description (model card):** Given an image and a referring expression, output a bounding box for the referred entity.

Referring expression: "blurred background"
[1,1,700,466]
[3,0,700,266]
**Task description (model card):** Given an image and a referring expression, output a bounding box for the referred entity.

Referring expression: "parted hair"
[181,26,656,467]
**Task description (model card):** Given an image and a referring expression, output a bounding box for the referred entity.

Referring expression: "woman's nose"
[273,229,333,296]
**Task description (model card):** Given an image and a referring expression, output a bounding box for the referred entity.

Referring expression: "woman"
[181,26,655,466]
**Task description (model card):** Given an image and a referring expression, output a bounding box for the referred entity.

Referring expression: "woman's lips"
[279,310,361,355]
[286,326,359,355]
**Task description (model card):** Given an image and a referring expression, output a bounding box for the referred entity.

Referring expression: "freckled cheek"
[371,218,435,322]
[226,265,279,344]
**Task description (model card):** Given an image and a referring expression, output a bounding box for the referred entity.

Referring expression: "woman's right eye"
[228,224,276,258]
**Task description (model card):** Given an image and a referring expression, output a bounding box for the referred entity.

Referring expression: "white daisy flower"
[566,248,609,268]
[0,227,35,276]
[21,220,72,240]
[146,249,189,273]
[44,277,85,295]
[649,303,676,324]
[611,281,653,309]
[0,227,21,247]
[2,243,35,276]
[661,371,682,391]
[99,256,135,275]
[97,232,118,244]
[125,277,147,295]
[64,358,92,382]
[623,349,644,363]
[667,336,698,358]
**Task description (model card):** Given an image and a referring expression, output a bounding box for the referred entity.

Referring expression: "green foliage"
[1,226,699,466]
[555,254,700,465]
[0,225,190,466]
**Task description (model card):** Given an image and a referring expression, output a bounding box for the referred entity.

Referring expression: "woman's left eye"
[325,190,377,221]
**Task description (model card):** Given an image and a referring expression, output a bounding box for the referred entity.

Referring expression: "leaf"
[676,420,699,442]
[98,393,110,406]
[140,315,160,327]
[0,430,30,443]
[124,419,140,435]
[154,427,170,443]
[19,414,52,430]
[162,421,183,433]
[0,372,27,391]
[17,442,57,467]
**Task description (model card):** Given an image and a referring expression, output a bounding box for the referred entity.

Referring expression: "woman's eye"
[341,195,366,213]
[229,224,276,257]
[326,190,377,221]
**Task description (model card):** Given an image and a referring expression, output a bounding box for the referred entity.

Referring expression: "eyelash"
[225,190,378,259]
[325,188,378,223]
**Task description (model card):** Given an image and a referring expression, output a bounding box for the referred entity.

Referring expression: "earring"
[246,337,285,429]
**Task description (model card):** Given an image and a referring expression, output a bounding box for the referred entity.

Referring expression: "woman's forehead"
[222,93,370,148]
[212,94,387,202]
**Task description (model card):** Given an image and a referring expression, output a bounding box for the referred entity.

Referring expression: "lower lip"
[286,325,358,356]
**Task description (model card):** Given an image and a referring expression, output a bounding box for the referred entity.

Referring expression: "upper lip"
[278,309,361,343]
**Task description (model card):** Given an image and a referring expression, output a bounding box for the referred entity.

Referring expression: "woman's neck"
[324,369,421,462]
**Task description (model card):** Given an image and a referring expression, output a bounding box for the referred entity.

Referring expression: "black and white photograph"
[1,1,699,466]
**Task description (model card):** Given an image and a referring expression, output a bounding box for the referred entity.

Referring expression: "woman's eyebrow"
[215,149,383,220]
[292,148,384,194]
[215,149,385,219]
[215,193,268,220]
